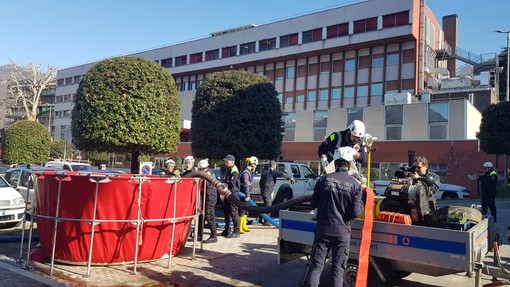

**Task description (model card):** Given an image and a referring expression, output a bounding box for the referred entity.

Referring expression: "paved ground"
[1,200,510,286]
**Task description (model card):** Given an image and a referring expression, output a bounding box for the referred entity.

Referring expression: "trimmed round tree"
[478,101,510,155]
[191,70,282,161]
[3,120,51,165]
[72,56,180,172]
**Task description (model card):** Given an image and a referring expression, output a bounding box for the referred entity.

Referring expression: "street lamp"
[494,29,510,191]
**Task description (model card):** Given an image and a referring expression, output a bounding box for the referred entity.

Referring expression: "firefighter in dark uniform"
[221,154,241,238]
[479,161,498,222]
[196,159,218,243]
[303,147,364,287]
[258,160,295,225]
[317,120,368,169]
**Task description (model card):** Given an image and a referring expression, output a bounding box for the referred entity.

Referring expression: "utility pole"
[494,29,510,191]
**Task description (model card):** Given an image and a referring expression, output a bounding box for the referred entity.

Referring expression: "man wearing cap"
[221,154,241,238]
[258,160,295,225]
[302,147,363,287]
[181,156,196,177]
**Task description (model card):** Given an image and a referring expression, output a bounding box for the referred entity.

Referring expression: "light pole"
[494,29,510,191]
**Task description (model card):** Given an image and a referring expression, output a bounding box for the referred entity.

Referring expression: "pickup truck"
[250,162,319,206]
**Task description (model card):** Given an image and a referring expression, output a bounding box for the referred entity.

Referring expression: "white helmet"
[165,159,176,166]
[348,120,365,138]
[198,159,209,169]
[333,147,355,162]
[483,161,493,168]
[246,156,259,165]
[184,156,194,163]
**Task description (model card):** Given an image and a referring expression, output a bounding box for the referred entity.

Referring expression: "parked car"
[0,167,8,175]
[371,179,470,199]
[45,161,95,171]
[0,174,26,228]
[4,164,64,212]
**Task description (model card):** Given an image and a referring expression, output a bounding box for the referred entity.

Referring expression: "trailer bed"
[278,210,494,276]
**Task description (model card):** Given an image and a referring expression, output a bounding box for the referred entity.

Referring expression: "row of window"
[54,110,71,118]
[177,49,414,93]
[282,102,449,142]
[158,10,409,68]
[57,75,82,87]
[56,94,75,103]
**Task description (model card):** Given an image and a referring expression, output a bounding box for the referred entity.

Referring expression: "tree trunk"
[130,150,141,174]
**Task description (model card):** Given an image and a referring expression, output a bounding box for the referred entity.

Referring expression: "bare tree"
[1,60,56,121]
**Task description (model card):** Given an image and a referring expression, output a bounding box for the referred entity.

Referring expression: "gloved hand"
[320,156,329,168]
[290,178,296,184]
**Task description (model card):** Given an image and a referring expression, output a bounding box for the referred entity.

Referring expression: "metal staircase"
[434,41,497,75]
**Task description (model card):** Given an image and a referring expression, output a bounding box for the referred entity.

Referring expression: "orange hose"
[355,186,375,287]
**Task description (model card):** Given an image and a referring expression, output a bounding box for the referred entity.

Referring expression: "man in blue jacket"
[303,147,364,287]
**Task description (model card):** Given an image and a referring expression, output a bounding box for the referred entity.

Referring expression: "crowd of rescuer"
[221,154,241,238]
[181,156,196,177]
[302,147,363,287]
[196,159,218,243]
[318,120,368,169]
[161,159,180,177]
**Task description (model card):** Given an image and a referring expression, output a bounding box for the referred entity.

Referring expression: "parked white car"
[0,175,26,228]
[45,161,95,171]
[371,179,470,199]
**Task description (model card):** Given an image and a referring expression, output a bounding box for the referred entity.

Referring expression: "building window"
[320,61,331,75]
[345,58,356,71]
[277,93,283,103]
[386,80,400,94]
[73,76,81,84]
[319,89,328,101]
[372,54,384,68]
[161,58,172,68]
[429,102,448,139]
[386,52,400,65]
[283,112,296,142]
[205,49,220,61]
[353,17,378,34]
[307,90,317,102]
[189,52,203,64]
[357,85,369,97]
[240,42,256,55]
[222,45,237,58]
[280,33,298,48]
[331,88,341,100]
[326,23,349,39]
[313,110,328,141]
[385,105,403,140]
[344,86,355,98]
[276,68,284,80]
[358,55,371,69]
[285,94,294,104]
[302,28,322,44]
[402,49,415,63]
[371,83,383,96]
[347,107,363,124]
[57,79,64,86]
[308,63,318,76]
[296,92,305,103]
[174,55,187,67]
[286,66,295,79]
[382,11,409,28]
[259,38,276,51]
[65,77,72,85]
